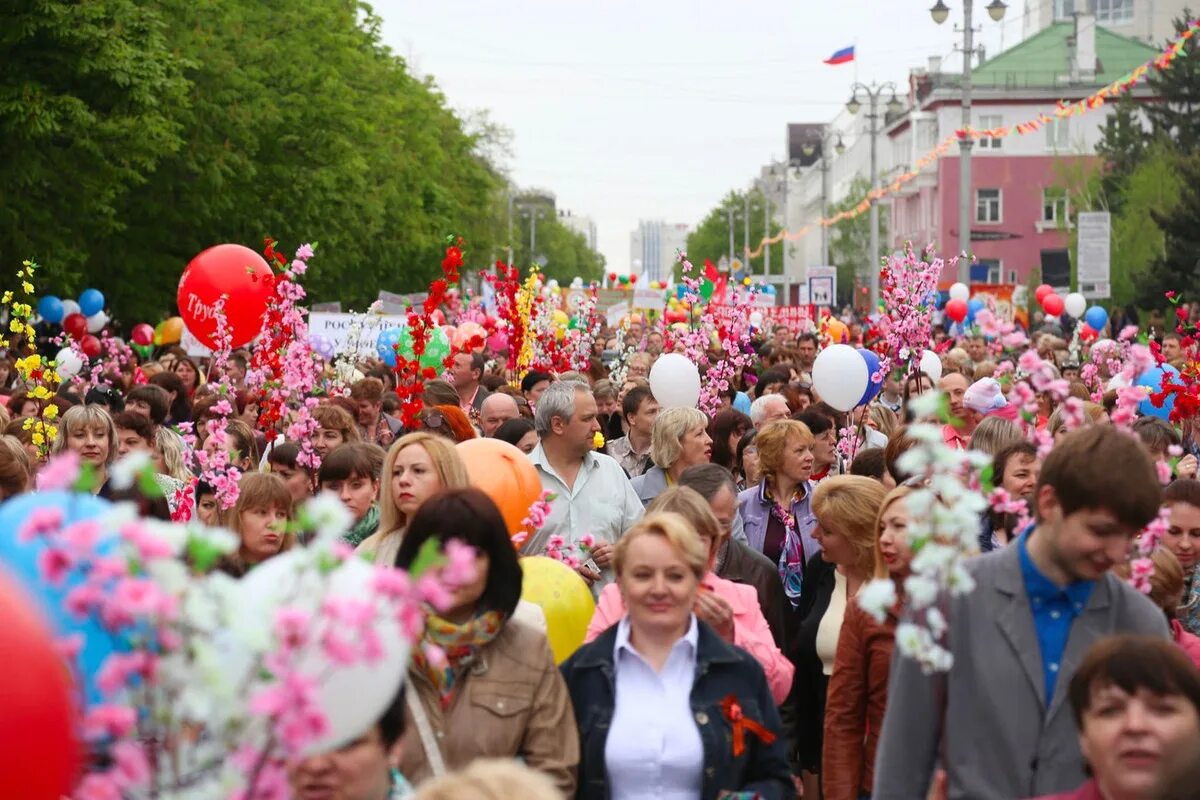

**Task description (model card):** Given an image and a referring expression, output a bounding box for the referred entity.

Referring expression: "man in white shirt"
[525,380,644,591]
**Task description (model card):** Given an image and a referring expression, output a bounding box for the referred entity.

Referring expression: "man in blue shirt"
[874,425,1170,800]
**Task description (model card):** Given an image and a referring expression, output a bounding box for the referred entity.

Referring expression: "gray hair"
[534,380,590,436]
[749,394,788,426]
[677,463,738,501]
[650,407,709,468]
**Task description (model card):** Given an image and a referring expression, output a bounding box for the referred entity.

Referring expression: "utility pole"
[506,192,514,267]
[743,192,750,278]
[727,205,736,268]
[762,186,771,280]
[846,83,901,310]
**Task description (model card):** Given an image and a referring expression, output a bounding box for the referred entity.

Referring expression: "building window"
[1008,269,1019,283]
[976,188,1002,224]
[1095,0,1134,23]
[1042,188,1068,225]
[1053,0,1074,20]
[978,114,1003,149]
[984,262,1003,284]
[1045,118,1070,150]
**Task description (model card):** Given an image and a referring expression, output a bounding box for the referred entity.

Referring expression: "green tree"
[684,190,783,280]
[0,0,188,286]
[1139,152,1200,306]
[828,175,889,307]
[1145,10,1200,154]
[509,212,605,285]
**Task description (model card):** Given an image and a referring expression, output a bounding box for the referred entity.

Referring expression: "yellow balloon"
[519,556,596,664]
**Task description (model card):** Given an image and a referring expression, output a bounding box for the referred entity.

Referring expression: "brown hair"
[1036,425,1161,530]
[885,426,918,484]
[312,404,362,445]
[1068,634,1200,729]
[1113,548,1185,613]
[349,377,385,403]
[1165,478,1200,508]
[813,475,888,577]
[0,435,32,499]
[423,379,461,407]
[319,442,384,485]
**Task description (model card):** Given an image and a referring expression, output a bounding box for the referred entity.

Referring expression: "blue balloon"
[1084,305,1108,332]
[0,492,118,704]
[857,348,883,406]
[37,295,64,324]
[78,288,105,317]
[764,285,776,295]
[1135,364,1181,420]
[376,328,402,368]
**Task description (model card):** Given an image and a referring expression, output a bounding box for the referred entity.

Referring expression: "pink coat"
[1172,619,1200,669]
[584,572,794,704]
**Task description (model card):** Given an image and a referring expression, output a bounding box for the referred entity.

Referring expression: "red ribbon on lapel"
[720,694,776,757]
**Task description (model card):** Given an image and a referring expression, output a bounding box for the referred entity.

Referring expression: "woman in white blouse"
[560,512,792,800]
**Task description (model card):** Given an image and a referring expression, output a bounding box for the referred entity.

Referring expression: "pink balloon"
[486,333,509,354]
[453,322,486,349]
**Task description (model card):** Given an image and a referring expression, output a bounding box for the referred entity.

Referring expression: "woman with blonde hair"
[584,486,794,703]
[792,474,888,793]
[823,486,914,800]
[737,419,818,607]
[153,427,192,482]
[218,472,295,577]
[629,407,712,506]
[412,759,563,800]
[561,512,791,799]
[52,404,117,493]
[969,414,1025,457]
[357,432,469,565]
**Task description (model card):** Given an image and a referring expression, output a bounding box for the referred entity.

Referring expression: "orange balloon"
[154,316,185,346]
[456,438,542,544]
[823,318,848,344]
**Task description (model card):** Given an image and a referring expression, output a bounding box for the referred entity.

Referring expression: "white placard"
[1076,212,1111,299]
[309,312,410,357]
[632,288,665,311]
[181,326,213,358]
[605,301,629,328]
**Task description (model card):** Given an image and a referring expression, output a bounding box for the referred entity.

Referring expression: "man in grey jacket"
[873,426,1170,800]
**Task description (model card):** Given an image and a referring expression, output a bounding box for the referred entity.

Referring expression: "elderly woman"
[395,488,579,794]
[584,486,794,703]
[560,512,792,800]
[822,486,914,800]
[1030,635,1200,800]
[52,404,117,493]
[629,407,712,506]
[737,420,819,608]
[358,432,470,565]
[791,475,887,793]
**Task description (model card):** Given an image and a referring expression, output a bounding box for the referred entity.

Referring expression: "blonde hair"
[867,404,897,438]
[649,407,709,469]
[812,475,887,576]
[412,759,563,800]
[51,404,117,464]
[154,427,192,482]
[755,420,813,481]
[969,415,1024,457]
[646,486,724,559]
[0,435,31,499]
[377,432,470,537]
[873,486,914,579]
[1046,401,1106,438]
[231,472,295,533]
[1113,548,1184,613]
[612,511,708,580]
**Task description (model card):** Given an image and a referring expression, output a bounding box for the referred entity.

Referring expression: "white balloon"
[948,282,970,302]
[648,353,701,409]
[919,349,943,383]
[237,551,411,755]
[86,310,109,333]
[61,299,81,318]
[748,311,764,328]
[812,344,869,412]
[1064,292,1087,319]
[55,347,83,379]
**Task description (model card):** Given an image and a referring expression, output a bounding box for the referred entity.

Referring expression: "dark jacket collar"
[571,617,744,670]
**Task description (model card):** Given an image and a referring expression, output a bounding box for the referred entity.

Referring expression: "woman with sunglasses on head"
[417,405,476,443]
[357,433,469,566]
[394,488,578,794]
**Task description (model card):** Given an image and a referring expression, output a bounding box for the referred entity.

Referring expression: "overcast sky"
[374,0,1027,272]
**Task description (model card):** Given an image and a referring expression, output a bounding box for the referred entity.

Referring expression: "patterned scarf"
[411,609,505,708]
[769,488,807,608]
[343,504,380,548]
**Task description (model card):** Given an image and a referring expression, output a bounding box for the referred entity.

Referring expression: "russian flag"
[824,45,855,66]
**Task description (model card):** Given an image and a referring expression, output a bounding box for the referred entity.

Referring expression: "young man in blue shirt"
[873,425,1170,800]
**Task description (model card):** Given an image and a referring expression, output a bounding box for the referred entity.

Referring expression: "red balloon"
[62,313,87,340]
[607,272,618,282]
[177,244,275,349]
[1042,293,1065,316]
[79,335,102,360]
[628,274,638,284]
[131,323,154,346]
[945,298,968,323]
[0,572,81,798]
[1035,283,1053,302]
[1079,324,1099,342]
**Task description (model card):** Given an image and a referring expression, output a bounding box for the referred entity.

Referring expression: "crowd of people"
[8,303,1200,800]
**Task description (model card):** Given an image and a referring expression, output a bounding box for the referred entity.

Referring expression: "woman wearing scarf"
[736,420,820,612]
[393,488,578,794]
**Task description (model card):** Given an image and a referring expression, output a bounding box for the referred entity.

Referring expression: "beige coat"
[399,619,579,794]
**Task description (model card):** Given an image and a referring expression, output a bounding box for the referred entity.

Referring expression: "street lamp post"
[846,83,903,310]
[767,159,800,302]
[521,208,545,263]
[931,0,1008,284]
[802,128,846,269]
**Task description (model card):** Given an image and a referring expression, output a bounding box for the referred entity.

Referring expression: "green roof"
[968,22,1158,90]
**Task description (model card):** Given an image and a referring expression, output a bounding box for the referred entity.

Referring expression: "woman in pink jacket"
[584,485,794,704]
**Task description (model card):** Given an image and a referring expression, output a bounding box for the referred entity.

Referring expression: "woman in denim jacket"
[560,512,791,800]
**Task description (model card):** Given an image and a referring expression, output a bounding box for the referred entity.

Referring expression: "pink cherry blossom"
[35,451,81,491]
[18,506,64,542]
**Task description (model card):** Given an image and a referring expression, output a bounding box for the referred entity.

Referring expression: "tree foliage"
[0,0,517,322]
[508,210,605,285]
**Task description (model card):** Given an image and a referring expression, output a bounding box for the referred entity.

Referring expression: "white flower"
[896,621,933,656]
[947,562,977,595]
[857,579,897,623]
[110,451,153,490]
[145,558,189,594]
[904,574,939,610]
[305,491,354,542]
[926,606,948,638]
